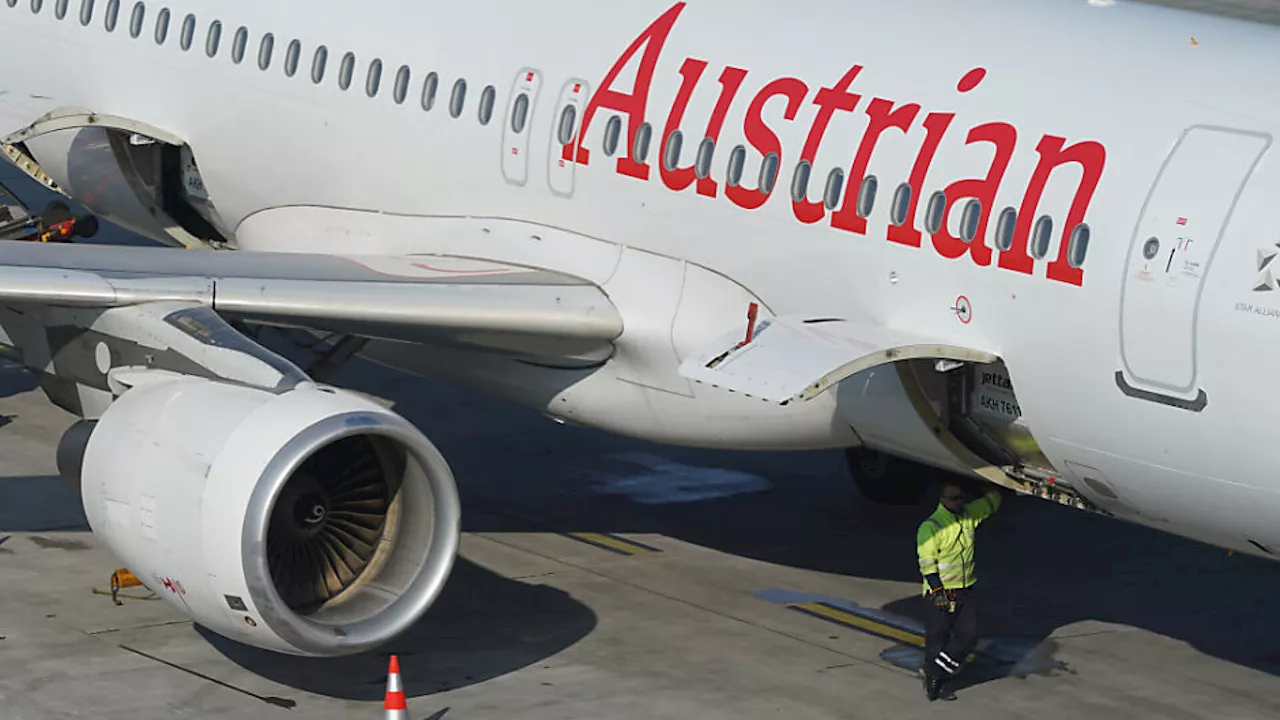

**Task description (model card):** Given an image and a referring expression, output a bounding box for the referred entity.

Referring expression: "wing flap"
[678,314,998,404]
[0,242,622,357]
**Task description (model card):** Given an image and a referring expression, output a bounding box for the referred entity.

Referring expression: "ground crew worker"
[916,480,1003,701]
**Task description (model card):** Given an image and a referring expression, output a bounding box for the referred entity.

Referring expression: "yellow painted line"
[562,532,661,556]
[791,602,925,647]
[790,601,979,663]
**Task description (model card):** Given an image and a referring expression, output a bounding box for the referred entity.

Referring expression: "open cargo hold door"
[677,313,998,405]
[678,313,1105,513]
[3,107,230,249]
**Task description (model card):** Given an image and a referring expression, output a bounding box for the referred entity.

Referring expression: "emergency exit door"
[1117,125,1272,411]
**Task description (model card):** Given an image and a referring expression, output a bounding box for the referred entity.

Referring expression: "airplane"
[0,0,1272,659]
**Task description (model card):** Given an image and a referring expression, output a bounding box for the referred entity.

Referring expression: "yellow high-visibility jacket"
[917,489,1002,595]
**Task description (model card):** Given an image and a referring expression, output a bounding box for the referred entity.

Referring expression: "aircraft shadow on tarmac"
[199,556,597,701]
[316,353,1280,687]
[0,475,89,532]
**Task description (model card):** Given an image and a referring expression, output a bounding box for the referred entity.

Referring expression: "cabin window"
[726,145,746,187]
[179,13,195,50]
[9,0,20,8]
[478,85,495,125]
[694,137,714,180]
[1142,236,1160,260]
[993,207,1016,251]
[54,0,67,19]
[283,39,300,77]
[420,72,438,110]
[1030,215,1054,259]
[128,1,143,38]
[365,58,382,97]
[393,65,410,104]
[1067,223,1090,268]
[856,175,878,218]
[924,191,947,235]
[231,26,247,63]
[602,116,622,156]
[555,103,576,144]
[510,93,529,134]
[890,182,912,227]
[790,159,811,203]
[959,198,982,243]
[204,19,220,56]
[257,33,274,71]
[662,130,683,173]
[29,0,41,13]
[338,52,355,90]
[103,0,116,30]
[78,0,92,24]
[448,79,466,118]
[310,45,327,83]
[824,168,845,211]
[153,7,167,44]
[759,152,780,195]
[632,122,653,164]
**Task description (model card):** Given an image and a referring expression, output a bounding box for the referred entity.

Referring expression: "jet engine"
[56,372,460,657]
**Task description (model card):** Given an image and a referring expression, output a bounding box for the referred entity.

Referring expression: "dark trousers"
[924,587,978,679]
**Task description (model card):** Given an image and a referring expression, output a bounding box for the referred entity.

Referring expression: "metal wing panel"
[0,242,622,358]
[678,315,998,404]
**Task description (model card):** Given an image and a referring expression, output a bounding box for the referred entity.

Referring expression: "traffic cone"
[384,654,407,719]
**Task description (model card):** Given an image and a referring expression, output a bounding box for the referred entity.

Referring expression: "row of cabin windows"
[17,0,500,125]
[590,118,1090,268]
[16,0,1089,268]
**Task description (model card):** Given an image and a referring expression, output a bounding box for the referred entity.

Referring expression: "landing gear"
[844,446,932,505]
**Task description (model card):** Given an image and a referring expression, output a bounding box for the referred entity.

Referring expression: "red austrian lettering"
[885,112,954,248]
[563,2,687,180]
[693,66,749,198]
[725,77,809,211]
[793,65,864,225]
[930,122,1017,266]
[831,98,922,236]
[999,135,1106,285]
[660,58,709,192]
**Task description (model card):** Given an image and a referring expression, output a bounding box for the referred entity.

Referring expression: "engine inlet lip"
[241,410,461,656]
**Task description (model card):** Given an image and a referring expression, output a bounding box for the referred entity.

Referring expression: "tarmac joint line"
[118,644,298,709]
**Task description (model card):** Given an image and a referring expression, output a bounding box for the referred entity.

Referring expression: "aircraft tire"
[844,446,931,505]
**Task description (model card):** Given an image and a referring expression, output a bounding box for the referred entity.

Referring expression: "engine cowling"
[57,372,460,657]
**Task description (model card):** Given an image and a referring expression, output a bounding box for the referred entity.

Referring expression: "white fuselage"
[4,0,1280,559]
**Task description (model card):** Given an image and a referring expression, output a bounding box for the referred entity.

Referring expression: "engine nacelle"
[58,372,460,657]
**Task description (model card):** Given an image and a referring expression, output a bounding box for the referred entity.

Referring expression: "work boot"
[922,668,956,702]
[930,674,957,702]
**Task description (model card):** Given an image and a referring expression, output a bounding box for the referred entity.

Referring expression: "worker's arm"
[917,521,943,592]
[967,486,1004,523]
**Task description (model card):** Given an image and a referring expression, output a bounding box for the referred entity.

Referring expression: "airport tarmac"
[6,2,1280,714]
[2,349,1280,720]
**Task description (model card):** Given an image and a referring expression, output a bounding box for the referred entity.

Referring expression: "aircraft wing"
[0,241,623,359]
[678,314,997,404]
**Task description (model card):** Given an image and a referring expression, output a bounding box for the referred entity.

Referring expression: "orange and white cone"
[384,654,407,719]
